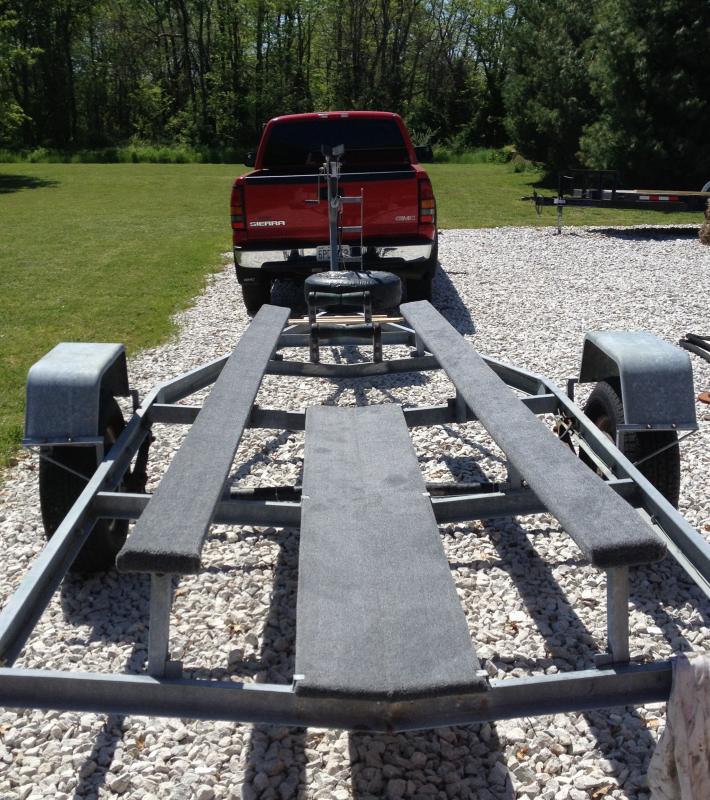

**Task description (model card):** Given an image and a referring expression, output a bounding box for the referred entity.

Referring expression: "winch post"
[322,144,344,271]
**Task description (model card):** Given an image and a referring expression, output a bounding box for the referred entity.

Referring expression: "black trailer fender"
[578,331,697,430]
[23,343,130,447]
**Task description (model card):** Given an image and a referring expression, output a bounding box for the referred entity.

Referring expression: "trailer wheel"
[581,378,681,507]
[241,278,272,316]
[39,395,128,572]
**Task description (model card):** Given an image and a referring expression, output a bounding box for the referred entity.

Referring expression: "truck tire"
[241,279,272,316]
[39,395,129,572]
[304,270,402,311]
[406,274,433,302]
[405,235,438,302]
[581,378,681,507]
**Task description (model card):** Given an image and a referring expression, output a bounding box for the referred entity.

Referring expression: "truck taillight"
[230,184,246,230]
[418,178,436,225]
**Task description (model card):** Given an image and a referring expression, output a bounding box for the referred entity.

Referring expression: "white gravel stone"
[108,774,131,793]
[0,226,709,799]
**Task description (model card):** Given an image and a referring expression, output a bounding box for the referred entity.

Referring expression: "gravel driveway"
[1,226,709,800]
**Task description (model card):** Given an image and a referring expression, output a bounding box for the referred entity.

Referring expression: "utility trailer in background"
[523,169,710,233]
[0,292,708,732]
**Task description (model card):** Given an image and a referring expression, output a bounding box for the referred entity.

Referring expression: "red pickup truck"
[230,111,438,314]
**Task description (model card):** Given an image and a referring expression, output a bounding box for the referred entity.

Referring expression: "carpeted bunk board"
[294,403,488,700]
[400,300,665,569]
[116,305,290,575]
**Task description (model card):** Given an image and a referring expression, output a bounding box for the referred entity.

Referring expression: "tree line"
[1,0,708,185]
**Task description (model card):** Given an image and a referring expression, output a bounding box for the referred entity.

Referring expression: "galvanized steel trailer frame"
[523,169,710,233]
[1,306,709,731]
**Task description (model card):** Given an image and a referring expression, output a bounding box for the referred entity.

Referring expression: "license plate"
[317,245,350,262]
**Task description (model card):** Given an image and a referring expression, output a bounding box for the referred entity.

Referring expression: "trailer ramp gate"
[2,301,710,731]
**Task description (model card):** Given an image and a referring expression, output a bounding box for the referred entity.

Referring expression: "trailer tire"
[304,270,402,311]
[241,278,272,316]
[39,395,128,573]
[581,378,681,507]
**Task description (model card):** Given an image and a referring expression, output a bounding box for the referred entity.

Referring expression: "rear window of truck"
[261,118,410,171]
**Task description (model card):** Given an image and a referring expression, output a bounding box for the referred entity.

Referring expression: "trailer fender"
[24,343,130,446]
[578,331,697,430]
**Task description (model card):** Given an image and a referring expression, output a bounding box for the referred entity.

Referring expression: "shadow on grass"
[0,173,59,194]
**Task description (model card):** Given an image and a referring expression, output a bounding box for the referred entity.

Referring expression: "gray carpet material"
[116,305,290,574]
[401,301,665,568]
[294,404,486,700]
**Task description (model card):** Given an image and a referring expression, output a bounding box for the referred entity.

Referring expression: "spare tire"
[304,270,402,311]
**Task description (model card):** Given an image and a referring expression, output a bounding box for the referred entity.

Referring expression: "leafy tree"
[503,0,598,171]
[0,4,36,146]
[1,0,515,152]
[580,0,710,187]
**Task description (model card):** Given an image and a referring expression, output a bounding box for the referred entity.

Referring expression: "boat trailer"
[0,299,708,732]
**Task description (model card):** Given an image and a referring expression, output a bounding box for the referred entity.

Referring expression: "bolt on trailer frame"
[522,169,710,233]
[1,301,709,731]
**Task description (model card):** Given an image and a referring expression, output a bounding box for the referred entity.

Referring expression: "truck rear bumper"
[234,241,436,284]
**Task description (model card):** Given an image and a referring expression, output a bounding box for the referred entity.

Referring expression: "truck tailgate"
[243,169,419,243]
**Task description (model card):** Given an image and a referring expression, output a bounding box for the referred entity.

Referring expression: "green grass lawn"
[0,163,238,468]
[430,163,700,228]
[0,162,701,468]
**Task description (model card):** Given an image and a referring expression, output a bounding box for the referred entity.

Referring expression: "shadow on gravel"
[484,516,659,795]
[434,265,476,336]
[320,371,427,408]
[59,572,151,799]
[229,430,298,485]
[348,725,515,800]
[238,528,307,800]
[631,557,710,654]
[0,173,59,193]
[439,424,507,472]
[594,226,699,240]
